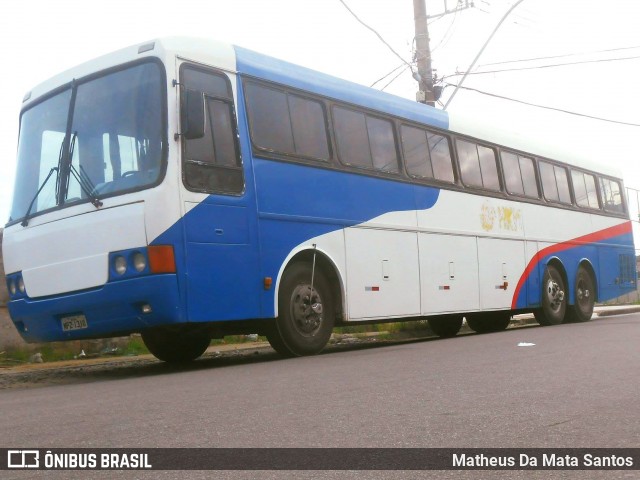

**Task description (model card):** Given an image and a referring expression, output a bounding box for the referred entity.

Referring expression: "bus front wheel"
[141,326,211,363]
[534,265,567,326]
[266,263,335,357]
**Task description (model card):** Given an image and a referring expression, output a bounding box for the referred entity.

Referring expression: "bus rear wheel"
[565,267,595,323]
[534,265,567,326]
[266,263,335,357]
[141,326,211,363]
[466,312,511,333]
[428,316,463,338]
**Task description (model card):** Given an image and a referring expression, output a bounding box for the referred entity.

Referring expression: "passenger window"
[181,66,243,194]
[402,125,432,178]
[501,151,538,198]
[402,125,454,183]
[555,167,571,204]
[540,161,571,204]
[333,108,370,168]
[456,139,499,191]
[502,151,523,195]
[520,156,539,197]
[571,170,600,209]
[289,95,330,160]
[334,106,399,173]
[428,132,455,183]
[245,83,293,154]
[600,177,625,213]
[368,116,398,172]
[245,82,330,161]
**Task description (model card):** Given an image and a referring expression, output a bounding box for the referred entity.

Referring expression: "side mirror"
[181,89,205,140]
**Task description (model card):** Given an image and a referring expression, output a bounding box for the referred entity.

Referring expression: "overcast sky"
[2,0,640,227]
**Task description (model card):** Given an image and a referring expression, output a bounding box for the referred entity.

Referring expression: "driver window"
[181,65,244,195]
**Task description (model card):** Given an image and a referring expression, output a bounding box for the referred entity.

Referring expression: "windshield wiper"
[20,166,59,227]
[67,132,103,208]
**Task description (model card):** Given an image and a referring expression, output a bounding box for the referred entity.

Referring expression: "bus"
[3,37,636,362]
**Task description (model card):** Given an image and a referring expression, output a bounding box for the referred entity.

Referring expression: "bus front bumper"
[7,275,183,343]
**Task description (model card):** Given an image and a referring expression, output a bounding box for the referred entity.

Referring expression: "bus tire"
[428,316,463,338]
[268,262,335,356]
[534,265,567,326]
[141,326,211,363]
[565,267,595,323]
[466,312,511,333]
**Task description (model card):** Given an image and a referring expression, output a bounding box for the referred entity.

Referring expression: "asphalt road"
[1,313,639,480]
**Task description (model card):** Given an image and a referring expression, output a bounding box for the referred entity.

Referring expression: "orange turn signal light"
[148,245,176,273]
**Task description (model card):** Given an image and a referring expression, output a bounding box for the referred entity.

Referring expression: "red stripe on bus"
[510,221,632,309]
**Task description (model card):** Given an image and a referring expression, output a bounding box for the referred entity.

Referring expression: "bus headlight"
[8,279,16,296]
[114,256,127,275]
[18,277,25,293]
[132,252,147,272]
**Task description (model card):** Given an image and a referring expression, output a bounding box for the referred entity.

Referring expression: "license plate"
[61,314,88,332]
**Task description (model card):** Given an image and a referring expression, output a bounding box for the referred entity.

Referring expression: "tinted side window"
[600,177,625,213]
[572,170,600,209]
[502,151,524,195]
[520,156,539,198]
[402,126,454,182]
[245,82,330,161]
[334,107,399,173]
[457,140,482,187]
[368,116,398,172]
[333,107,370,168]
[428,132,455,183]
[245,83,294,153]
[289,95,330,160]
[402,125,432,178]
[555,167,571,204]
[182,66,243,194]
[540,161,571,204]
[501,151,538,198]
[456,139,499,191]
[540,161,558,201]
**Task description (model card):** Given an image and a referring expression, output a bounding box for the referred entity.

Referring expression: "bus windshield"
[10,61,165,223]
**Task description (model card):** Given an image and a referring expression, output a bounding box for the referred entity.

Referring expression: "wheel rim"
[545,277,565,312]
[576,276,591,312]
[289,284,324,337]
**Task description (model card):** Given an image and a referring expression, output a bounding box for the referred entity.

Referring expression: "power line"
[337,0,414,71]
[443,83,640,127]
[445,54,640,78]
[479,45,640,68]
[430,2,461,54]
[381,65,412,91]
[370,62,407,88]
[443,0,528,109]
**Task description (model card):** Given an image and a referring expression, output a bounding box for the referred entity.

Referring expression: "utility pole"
[413,0,474,106]
[413,0,435,106]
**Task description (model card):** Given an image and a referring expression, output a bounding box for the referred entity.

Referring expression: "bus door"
[178,64,260,322]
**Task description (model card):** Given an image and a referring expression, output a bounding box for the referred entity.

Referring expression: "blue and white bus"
[3,37,636,361]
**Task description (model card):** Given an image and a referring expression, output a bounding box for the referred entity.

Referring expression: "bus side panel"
[251,159,440,318]
[597,242,636,302]
[525,240,541,306]
[181,201,261,322]
[345,228,420,319]
[477,238,526,310]
[419,233,480,314]
[511,222,634,308]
